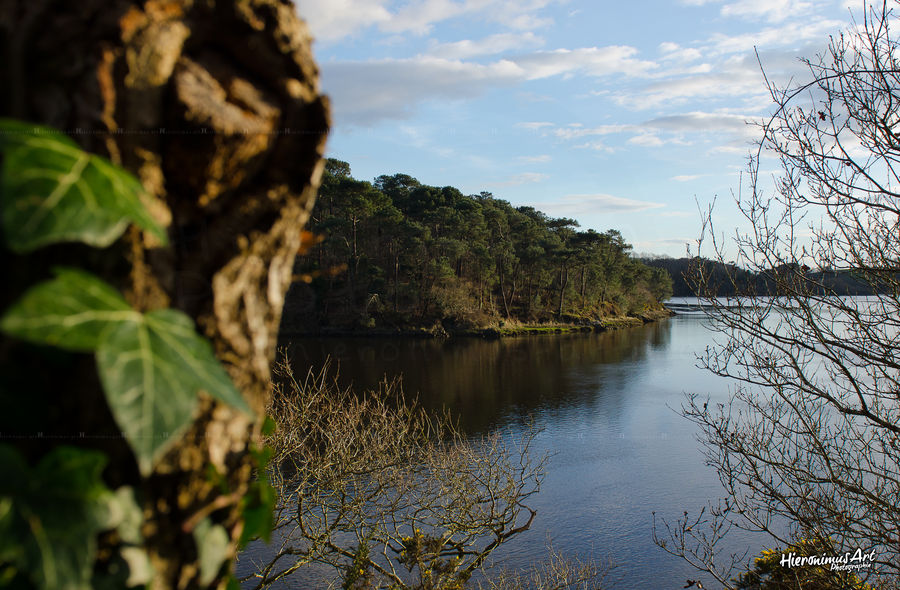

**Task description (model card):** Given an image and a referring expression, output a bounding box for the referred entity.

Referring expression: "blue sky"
[294,0,859,257]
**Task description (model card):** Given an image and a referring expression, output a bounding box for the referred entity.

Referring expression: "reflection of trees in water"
[646,318,672,351]
[281,320,673,434]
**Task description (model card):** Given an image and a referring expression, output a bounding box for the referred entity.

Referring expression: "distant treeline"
[290,159,673,331]
[641,256,885,297]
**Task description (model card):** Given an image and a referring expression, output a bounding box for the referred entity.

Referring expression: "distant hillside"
[641,257,884,297]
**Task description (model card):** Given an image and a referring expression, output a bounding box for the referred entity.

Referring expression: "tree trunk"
[498,260,512,319]
[393,251,400,312]
[0,1,329,588]
[580,265,587,308]
[558,264,569,318]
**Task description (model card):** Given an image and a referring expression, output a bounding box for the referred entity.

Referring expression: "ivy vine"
[0,119,271,589]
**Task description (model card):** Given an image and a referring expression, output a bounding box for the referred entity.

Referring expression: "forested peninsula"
[281,159,673,336]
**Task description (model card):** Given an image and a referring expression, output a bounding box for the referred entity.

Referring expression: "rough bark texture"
[0,0,329,587]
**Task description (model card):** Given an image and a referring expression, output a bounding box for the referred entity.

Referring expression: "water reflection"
[280,322,675,434]
[261,317,764,588]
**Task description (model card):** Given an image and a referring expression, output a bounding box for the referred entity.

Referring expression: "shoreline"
[279,308,675,340]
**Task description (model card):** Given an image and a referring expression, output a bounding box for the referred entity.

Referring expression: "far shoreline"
[278,307,675,340]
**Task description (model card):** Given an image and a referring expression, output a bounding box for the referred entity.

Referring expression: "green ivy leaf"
[1,269,249,474]
[260,415,277,437]
[0,118,167,252]
[101,487,144,546]
[120,547,153,588]
[141,310,250,414]
[96,487,154,588]
[0,268,136,351]
[193,517,230,586]
[0,445,113,590]
[0,449,26,580]
[0,496,18,586]
[238,477,276,549]
[96,308,249,475]
[239,438,276,548]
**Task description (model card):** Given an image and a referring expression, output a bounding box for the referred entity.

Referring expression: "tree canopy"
[290,159,672,332]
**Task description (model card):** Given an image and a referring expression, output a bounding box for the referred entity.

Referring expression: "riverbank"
[280,307,674,339]
[458,307,674,338]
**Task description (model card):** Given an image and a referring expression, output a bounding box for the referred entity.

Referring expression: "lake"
[240,313,768,588]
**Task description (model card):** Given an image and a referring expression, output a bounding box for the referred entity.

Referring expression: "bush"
[242,359,545,590]
[733,539,871,590]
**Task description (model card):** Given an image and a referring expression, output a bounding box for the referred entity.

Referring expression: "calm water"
[242,315,768,588]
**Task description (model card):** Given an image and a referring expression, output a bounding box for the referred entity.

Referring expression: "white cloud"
[659,41,680,53]
[720,0,814,23]
[517,111,758,153]
[608,20,843,112]
[551,124,631,139]
[295,0,393,41]
[630,111,762,152]
[516,121,555,131]
[628,133,664,147]
[501,3,555,30]
[622,69,763,110]
[297,0,860,261]
[706,19,844,55]
[490,172,550,186]
[628,133,690,147]
[512,171,549,183]
[322,56,525,125]
[658,42,704,63]
[514,46,658,79]
[429,32,544,59]
[324,43,660,126]
[381,0,468,35]
[296,0,562,42]
[644,111,759,136]
[708,144,753,155]
[573,141,615,153]
[533,193,666,215]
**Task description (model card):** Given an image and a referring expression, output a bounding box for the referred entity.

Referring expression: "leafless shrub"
[476,545,616,590]
[655,3,900,589]
[243,358,546,589]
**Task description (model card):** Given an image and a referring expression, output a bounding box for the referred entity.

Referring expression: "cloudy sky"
[294,0,860,257]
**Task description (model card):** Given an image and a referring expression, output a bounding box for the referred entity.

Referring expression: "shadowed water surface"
[241,316,767,588]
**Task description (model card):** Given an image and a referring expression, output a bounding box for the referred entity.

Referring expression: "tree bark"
[0,1,329,588]
[557,264,569,318]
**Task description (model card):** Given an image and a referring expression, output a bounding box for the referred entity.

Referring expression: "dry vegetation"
[241,359,560,589]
